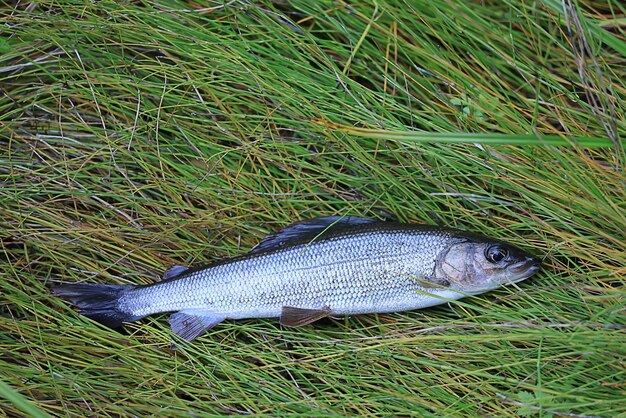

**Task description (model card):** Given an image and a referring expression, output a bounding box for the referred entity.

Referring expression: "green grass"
[1,0,624,416]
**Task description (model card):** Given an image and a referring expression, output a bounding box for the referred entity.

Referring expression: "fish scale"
[53,216,540,341]
[121,230,449,320]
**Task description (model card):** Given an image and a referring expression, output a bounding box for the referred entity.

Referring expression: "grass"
[1,0,624,416]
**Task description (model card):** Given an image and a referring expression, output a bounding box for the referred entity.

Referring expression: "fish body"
[53,216,540,341]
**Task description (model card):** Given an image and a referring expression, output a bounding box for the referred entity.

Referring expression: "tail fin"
[52,283,140,329]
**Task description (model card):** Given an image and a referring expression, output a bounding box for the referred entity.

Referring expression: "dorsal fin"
[250,216,379,254]
[162,265,189,280]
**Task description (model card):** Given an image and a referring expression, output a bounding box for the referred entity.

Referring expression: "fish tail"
[52,283,140,328]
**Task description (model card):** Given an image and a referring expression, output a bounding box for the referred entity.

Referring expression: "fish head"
[435,238,541,294]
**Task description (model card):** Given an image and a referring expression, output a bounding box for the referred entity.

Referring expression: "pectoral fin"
[417,276,451,289]
[169,310,225,341]
[280,306,331,327]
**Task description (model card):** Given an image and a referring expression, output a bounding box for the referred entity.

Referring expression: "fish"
[52,216,541,341]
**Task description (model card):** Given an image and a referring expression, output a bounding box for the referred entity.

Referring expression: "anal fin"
[280,306,331,327]
[169,310,225,341]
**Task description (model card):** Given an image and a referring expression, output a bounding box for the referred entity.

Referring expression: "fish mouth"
[507,256,541,282]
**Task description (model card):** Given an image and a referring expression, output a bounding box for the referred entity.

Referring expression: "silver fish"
[53,216,540,341]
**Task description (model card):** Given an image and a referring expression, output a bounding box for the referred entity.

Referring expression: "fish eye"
[485,245,508,263]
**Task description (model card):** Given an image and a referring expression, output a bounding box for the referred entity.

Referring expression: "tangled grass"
[1,0,624,416]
